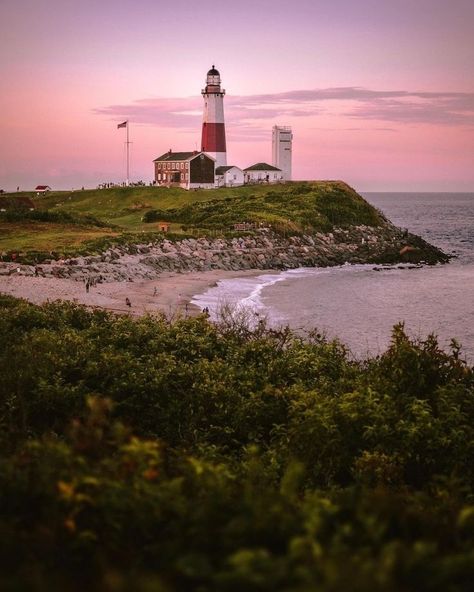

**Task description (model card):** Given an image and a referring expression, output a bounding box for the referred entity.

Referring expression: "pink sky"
[1,0,473,191]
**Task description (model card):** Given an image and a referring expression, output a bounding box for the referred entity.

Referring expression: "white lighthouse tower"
[201,66,227,168]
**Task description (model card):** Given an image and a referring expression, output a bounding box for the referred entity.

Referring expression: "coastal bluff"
[0,223,449,283]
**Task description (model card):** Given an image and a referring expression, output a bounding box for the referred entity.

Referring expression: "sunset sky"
[1,0,473,191]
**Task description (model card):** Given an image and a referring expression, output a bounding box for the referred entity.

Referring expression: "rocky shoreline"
[0,224,449,283]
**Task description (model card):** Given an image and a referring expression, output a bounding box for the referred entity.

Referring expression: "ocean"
[192,193,474,362]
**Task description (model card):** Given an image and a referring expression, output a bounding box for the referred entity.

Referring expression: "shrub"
[0,298,473,590]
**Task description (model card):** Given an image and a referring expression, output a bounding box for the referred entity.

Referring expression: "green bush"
[0,209,111,227]
[0,298,473,590]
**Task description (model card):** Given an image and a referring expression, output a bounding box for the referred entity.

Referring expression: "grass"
[0,182,384,258]
[0,222,119,253]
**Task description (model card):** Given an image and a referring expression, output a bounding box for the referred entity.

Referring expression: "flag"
[117,121,127,129]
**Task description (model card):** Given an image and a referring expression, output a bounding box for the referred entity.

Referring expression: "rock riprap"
[0,225,449,282]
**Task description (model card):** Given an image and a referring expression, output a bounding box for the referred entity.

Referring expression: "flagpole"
[126,120,130,187]
[117,120,130,186]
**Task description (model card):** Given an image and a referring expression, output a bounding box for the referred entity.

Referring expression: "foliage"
[141,182,383,232]
[0,208,112,228]
[0,297,473,590]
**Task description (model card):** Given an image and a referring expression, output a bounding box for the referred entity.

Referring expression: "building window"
[185,163,188,169]
[157,163,161,169]
[157,173,161,181]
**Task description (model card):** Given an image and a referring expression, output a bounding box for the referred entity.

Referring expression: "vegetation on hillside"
[0,295,473,591]
[0,208,112,227]
[143,183,382,231]
[0,182,384,256]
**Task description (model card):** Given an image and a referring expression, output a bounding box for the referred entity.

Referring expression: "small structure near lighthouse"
[243,163,283,184]
[201,66,227,168]
[215,165,244,187]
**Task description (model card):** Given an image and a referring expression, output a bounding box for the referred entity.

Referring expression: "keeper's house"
[153,151,215,190]
[243,163,283,184]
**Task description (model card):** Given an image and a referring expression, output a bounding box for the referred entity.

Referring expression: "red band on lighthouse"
[201,123,226,153]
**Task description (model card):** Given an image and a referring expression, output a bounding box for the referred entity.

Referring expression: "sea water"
[192,193,474,361]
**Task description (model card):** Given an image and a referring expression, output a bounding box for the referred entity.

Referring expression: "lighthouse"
[201,65,227,168]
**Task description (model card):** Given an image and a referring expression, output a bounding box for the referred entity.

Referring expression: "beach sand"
[0,269,268,317]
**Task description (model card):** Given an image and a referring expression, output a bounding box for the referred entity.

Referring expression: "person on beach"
[85,280,90,293]
[125,297,131,308]
[153,287,157,296]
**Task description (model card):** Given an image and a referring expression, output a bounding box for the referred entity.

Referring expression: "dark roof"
[153,151,201,162]
[35,185,51,190]
[243,163,282,172]
[216,166,238,174]
[207,65,220,76]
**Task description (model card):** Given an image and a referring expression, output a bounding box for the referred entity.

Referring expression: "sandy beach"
[0,269,268,318]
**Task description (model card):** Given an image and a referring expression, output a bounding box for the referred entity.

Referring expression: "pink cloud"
[95,87,474,129]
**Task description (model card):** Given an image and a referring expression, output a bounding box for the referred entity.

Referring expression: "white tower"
[272,125,293,181]
[201,66,227,168]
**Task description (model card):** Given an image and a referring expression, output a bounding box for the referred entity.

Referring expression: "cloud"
[95,87,474,130]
